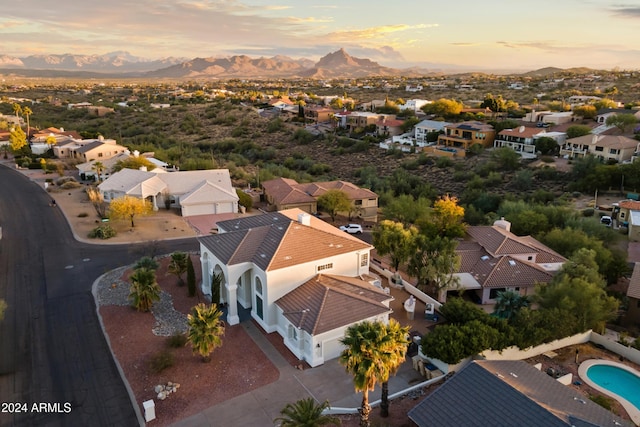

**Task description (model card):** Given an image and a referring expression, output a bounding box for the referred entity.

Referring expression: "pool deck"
[578,359,640,426]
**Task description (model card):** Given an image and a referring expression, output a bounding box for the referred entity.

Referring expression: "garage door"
[322,338,345,361]
[182,204,215,217]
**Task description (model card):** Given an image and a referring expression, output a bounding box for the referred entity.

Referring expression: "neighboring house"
[614,200,640,241]
[375,117,404,137]
[450,218,566,304]
[408,360,631,427]
[198,209,390,367]
[560,134,639,163]
[98,168,238,217]
[414,119,449,146]
[76,150,172,181]
[625,263,640,327]
[494,125,548,158]
[262,178,378,222]
[344,112,392,132]
[53,135,127,161]
[596,108,640,124]
[437,121,496,151]
[304,106,335,123]
[400,99,430,113]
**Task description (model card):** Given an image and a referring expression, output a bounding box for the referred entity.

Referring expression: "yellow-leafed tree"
[108,195,152,227]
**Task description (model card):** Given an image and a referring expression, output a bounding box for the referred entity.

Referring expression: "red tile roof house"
[614,200,640,241]
[493,125,548,159]
[444,218,567,304]
[262,177,379,222]
[197,209,392,367]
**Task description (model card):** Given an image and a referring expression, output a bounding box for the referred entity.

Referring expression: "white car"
[339,224,363,234]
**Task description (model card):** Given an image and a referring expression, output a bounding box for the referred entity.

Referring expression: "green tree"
[566,125,592,139]
[593,98,617,110]
[317,189,351,222]
[187,303,225,362]
[168,251,189,286]
[572,105,597,120]
[108,195,152,227]
[9,126,27,152]
[187,255,196,297]
[407,234,460,299]
[605,113,638,134]
[493,290,529,320]
[339,320,409,426]
[535,249,618,333]
[490,147,520,171]
[421,98,463,119]
[236,188,253,211]
[372,220,418,272]
[274,398,340,427]
[382,195,431,225]
[128,267,161,312]
[534,136,559,155]
[421,320,503,364]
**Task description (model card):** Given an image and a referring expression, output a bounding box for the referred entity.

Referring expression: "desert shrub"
[77,212,89,218]
[149,350,174,373]
[56,176,77,185]
[435,156,453,168]
[236,189,253,211]
[582,208,595,217]
[88,224,117,239]
[60,180,82,189]
[166,333,188,348]
[292,129,315,144]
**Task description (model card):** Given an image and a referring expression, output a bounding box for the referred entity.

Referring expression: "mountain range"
[0,49,435,79]
[0,49,596,79]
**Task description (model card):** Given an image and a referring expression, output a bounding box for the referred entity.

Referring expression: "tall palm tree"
[128,267,160,312]
[493,290,529,321]
[91,161,105,183]
[22,106,32,139]
[187,303,225,362]
[339,319,410,427]
[274,398,340,427]
[378,319,410,418]
[12,102,22,118]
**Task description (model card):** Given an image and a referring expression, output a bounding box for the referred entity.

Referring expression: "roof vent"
[509,260,516,266]
[481,255,490,261]
[493,217,511,232]
[298,213,311,226]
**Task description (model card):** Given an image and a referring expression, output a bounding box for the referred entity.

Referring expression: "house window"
[355,200,362,206]
[360,253,369,267]
[98,152,103,157]
[317,263,333,272]
[621,212,626,219]
[288,325,298,341]
[595,146,604,152]
[610,149,618,155]
[255,277,263,295]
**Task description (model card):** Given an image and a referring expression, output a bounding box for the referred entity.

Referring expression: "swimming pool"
[578,359,640,425]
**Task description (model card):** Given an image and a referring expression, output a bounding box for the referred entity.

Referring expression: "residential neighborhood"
[2,62,640,427]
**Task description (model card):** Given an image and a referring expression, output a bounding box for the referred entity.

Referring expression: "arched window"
[255,277,263,295]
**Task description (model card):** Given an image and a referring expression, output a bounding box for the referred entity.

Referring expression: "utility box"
[143,400,156,422]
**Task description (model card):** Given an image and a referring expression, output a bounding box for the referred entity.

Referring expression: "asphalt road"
[0,164,198,427]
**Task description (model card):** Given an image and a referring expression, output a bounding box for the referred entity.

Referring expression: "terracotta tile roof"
[567,134,639,149]
[203,211,371,271]
[628,263,640,299]
[498,127,546,138]
[275,274,392,335]
[620,200,640,211]
[295,180,377,200]
[479,256,553,288]
[262,178,377,205]
[466,226,537,256]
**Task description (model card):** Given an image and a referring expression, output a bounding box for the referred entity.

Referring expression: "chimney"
[133,150,140,158]
[493,217,511,232]
[298,213,311,226]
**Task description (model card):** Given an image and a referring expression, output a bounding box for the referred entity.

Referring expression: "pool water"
[586,364,640,409]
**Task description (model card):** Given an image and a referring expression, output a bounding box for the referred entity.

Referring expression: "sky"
[2,0,640,71]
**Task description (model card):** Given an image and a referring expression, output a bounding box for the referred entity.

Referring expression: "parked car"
[600,215,612,226]
[339,224,363,234]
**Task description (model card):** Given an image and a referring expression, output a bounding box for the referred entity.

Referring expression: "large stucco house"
[447,218,566,304]
[98,168,238,217]
[262,178,379,222]
[198,209,392,367]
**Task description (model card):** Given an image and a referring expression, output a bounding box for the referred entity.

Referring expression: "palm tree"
[339,319,410,427]
[12,102,22,118]
[22,106,32,139]
[493,290,529,321]
[92,161,105,183]
[274,398,340,427]
[134,256,159,272]
[168,251,189,286]
[128,267,161,312]
[379,319,410,418]
[187,303,225,362]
